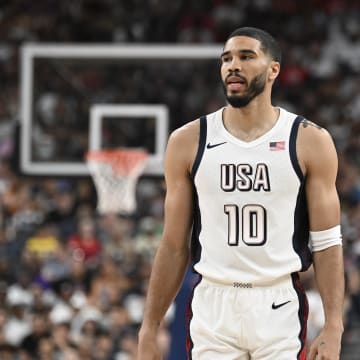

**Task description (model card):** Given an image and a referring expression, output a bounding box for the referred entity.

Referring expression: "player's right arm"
[138,120,199,359]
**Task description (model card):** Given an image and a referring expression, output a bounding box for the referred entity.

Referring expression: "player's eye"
[240,55,252,60]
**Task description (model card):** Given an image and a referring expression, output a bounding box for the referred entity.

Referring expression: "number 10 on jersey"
[224,204,267,246]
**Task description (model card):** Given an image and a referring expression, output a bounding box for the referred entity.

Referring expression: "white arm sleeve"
[309,225,342,252]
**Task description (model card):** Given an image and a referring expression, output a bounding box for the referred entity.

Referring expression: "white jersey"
[190,107,311,286]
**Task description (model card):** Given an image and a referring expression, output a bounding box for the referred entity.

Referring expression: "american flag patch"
[269,141,285,151]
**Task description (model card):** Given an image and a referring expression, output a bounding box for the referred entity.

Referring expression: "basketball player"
[138,27,344,360]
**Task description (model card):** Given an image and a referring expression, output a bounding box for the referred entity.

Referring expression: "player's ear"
[268,61,280,82]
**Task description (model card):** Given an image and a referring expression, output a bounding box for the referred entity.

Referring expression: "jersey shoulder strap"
[191,115,207,179]
[289,115,305,181]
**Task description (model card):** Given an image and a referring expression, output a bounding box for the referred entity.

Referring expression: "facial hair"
[223,71,267,108]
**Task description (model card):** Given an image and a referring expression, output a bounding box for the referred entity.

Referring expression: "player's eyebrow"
[220,49,258,58]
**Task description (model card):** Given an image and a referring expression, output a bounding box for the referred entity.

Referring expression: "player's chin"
[226,89,240,97]
[227,86,246,95]
[228,91,245,100]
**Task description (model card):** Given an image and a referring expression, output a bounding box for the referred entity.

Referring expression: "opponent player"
[138,27,344,360]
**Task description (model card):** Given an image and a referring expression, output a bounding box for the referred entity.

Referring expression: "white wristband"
[309,225,342,252]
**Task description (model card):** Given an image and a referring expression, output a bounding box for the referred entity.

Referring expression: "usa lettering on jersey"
[220,163,271,192]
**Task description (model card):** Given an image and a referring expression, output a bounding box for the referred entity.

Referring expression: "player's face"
[220,36,271,108]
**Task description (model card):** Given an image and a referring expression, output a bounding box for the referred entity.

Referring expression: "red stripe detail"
[293,273,309,360]
[185,304,192,357]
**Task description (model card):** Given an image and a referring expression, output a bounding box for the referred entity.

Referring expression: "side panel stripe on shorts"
[186,274,202,359]
[291,272,309,360]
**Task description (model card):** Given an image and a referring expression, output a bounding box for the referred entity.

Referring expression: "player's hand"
[308,324,343,360]
[137,331,163,360]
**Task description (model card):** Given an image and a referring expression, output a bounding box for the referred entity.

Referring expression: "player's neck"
[223,99,279,142]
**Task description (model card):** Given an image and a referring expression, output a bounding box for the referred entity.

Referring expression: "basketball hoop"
[86,149,149,215]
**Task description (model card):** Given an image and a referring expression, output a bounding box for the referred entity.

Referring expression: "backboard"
[89,104,168,176]
[20,43,222,176]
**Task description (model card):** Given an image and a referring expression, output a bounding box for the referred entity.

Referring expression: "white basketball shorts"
[186,273,308,360]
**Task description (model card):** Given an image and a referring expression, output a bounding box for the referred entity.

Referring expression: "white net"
[86,149,148,215]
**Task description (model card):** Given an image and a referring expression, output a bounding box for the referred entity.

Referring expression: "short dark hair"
[227,27,282,63]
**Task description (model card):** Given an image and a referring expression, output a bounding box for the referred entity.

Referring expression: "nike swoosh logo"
[206,141,227,149]
[272,300,291,310]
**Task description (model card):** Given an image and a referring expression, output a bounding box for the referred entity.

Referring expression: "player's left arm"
[298,121,344,360]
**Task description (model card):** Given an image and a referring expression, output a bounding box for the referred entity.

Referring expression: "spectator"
[88,255,130,312]
[0,1,359,358]
[20,311,50,358]
[67,217,102,264]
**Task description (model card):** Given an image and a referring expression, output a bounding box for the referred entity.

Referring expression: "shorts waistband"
[200,274,295,289]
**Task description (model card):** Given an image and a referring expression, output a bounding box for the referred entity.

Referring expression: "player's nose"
[229,57,242,72]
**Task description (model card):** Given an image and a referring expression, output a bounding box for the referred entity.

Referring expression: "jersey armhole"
[190,115,207,179]
[289,115,305,181]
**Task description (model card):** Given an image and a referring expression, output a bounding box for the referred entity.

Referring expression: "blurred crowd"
[0,0,360,359]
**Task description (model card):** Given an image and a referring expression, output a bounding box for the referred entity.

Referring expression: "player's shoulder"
[295,114,337,174]
[171,118,200,138]
[167,107,222,152]
[169,107,221,143]
[168,118,200,150]
[164,118,201,175]
[296,116,333,146]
